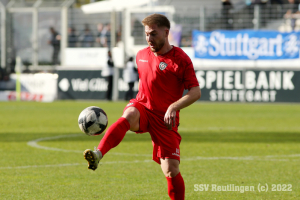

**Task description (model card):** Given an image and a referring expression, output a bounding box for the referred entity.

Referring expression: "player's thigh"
[160,158,180,178]
[122,106,140,131]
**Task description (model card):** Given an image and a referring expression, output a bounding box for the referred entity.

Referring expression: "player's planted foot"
[83,148,102,171]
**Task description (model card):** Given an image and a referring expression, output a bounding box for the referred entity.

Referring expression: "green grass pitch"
[0,101,300,200]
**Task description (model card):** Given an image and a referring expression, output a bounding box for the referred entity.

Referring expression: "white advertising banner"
[64,47,124,68]
[0,73,58,102]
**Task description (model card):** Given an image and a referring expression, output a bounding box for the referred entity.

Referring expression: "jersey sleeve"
[135,52,139,66]
[182,59,199,90]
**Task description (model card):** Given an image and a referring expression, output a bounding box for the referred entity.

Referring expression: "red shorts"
[123,99,181,164]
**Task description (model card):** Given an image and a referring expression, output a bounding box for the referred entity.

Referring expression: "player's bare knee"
[122,107,140,130]
[163,167,180,178]
[123,107,139,121]
[161,160,180,177]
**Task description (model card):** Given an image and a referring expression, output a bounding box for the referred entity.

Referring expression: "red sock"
[97,117,130,156]
[166,172,185,200]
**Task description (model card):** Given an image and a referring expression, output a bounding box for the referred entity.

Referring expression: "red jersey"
[135,46,199,115]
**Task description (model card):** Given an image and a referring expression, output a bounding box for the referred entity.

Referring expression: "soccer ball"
[78,106,108,136]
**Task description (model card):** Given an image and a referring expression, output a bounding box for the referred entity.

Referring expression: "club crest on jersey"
[159,62,168,70]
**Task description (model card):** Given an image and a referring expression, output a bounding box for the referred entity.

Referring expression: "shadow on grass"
[1,131,300,143]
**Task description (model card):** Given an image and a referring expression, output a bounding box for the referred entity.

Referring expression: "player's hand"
[164,105,177,130]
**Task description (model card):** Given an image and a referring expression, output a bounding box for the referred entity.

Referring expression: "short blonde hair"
[141,14,170,29]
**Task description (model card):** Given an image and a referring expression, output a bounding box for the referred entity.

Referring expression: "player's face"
[145,24,167,53]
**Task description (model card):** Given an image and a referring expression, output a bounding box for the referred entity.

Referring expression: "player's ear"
[165,28,169,37]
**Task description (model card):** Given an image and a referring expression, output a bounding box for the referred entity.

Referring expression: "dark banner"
[195,69,300,102]
[57,70,139,100]
[117,69,139,101]
[57,69,300,102]
[57,70,107,100]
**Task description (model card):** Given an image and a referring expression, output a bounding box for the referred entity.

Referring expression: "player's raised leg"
[161,158,185,200]
[83,106,140,170]
[97,107,140,155]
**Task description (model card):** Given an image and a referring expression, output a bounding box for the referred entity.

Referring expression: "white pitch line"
[179,126,300,131]
[181,156,292,162]
[0,163,84,169]
[0,160,154,170]
[27,134,152,157]
[23,133,300,171]
[2,157,300,170]
[27,134,83,153]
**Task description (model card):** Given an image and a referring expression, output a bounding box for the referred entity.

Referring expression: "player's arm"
[164,86,201,130]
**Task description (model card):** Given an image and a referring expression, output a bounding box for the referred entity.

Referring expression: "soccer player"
[83,14,201,200]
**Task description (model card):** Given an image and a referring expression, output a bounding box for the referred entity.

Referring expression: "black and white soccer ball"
[78,106,108,136]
